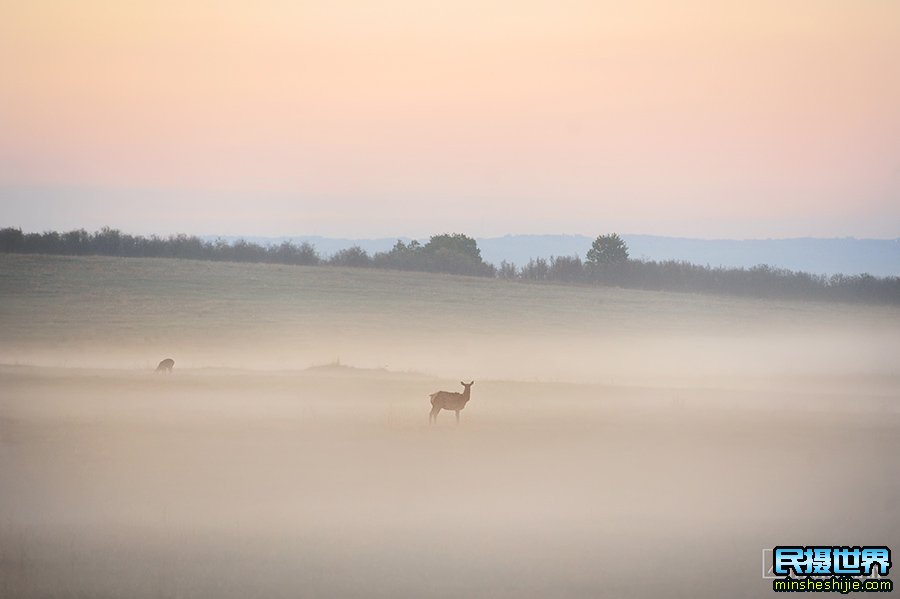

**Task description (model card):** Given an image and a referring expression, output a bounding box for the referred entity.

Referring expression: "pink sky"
[1,1,898,238]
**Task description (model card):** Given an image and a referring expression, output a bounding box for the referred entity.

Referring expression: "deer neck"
[461,387,471,402]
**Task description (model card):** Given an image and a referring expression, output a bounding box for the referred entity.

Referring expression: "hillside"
[1,254,897,380]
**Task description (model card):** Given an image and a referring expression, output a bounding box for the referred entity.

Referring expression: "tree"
[547,255,585,282]
[269,241,319,265]
[329,246,371,268]
[586,233,629,267]
[422,233,489,276]
[497,260,517,279]
[374,239,427,271]
[0,227,24,252]
[423,233,482,262]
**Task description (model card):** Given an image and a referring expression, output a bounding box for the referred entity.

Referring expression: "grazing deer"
[429,381,474,424]
[155,358,175,373]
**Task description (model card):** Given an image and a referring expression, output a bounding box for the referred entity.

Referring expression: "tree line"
[1,227,897,304]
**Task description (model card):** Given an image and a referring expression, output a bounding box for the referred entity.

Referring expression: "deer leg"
[430,406,440,424]
[455,410,460,424]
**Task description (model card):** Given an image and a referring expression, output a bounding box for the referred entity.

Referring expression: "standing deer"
[155,358,175,373]
[429,381,474,424]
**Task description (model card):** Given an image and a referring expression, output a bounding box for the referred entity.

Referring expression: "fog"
[1,257,899,597]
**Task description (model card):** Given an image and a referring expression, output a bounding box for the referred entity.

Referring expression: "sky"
[1,0,899,239]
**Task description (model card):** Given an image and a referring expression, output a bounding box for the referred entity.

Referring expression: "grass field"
[1,254,897,379]
[1,254,899,598]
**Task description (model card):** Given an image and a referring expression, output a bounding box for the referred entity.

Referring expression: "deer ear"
[460,381,465,385]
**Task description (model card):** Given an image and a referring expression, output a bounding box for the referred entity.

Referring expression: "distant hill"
[202,234,900,277]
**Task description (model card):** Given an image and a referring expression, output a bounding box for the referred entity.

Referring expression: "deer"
[429,381,474,424]
[155,358,175,373]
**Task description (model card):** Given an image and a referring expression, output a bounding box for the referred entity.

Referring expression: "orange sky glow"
[1,0,898,237]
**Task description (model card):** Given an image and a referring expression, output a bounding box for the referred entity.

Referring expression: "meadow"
[1,254,898,598]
